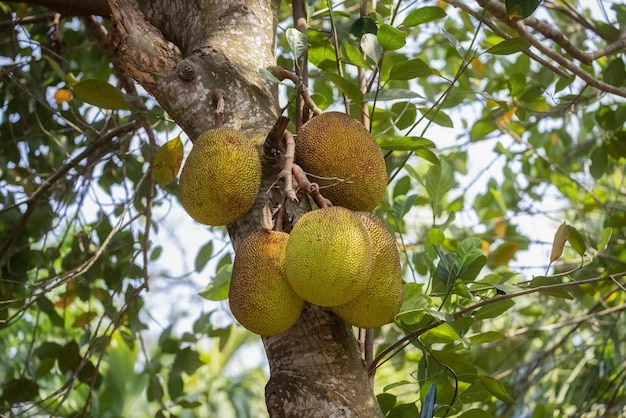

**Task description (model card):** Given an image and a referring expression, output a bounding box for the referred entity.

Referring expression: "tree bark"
[19,0,385,416]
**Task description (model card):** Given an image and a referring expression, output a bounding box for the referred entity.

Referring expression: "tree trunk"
[23,0,385,415]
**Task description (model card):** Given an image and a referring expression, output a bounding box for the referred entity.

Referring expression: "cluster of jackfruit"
[177,112,403,336]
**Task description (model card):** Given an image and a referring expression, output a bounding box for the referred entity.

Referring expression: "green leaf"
[424,159,455,216]
[418,107,453,128]
[476,375,515,403]
[456,237,483,270]
[436,252,459,288]
[198,264,232,301]
[364,88,422,101]
[0,378,39,403]
[324,72,363,105]
[416,149,440,165]
[377,136,434,151]
[403,6,447,27]
[505,0,542,20]
[474,299,515,320]
[377,393,397,414]
[350,16,378,39]
[428,228,445,246]
[470,118,497,141]
[341,42,372,70]
[58,340,81,373]
[566,225,586,257]
[486,38,531,55]
[421,323,462,345]
[597,227,612,253]
[73,79,129,110]
[286,27,307,60]
[603,57,626,87]
[195,241,214,272]
[529,276,573,299]
[469,331,505,345]
[377,24,406,50]
[172,347,203,375]
[431,350,478,379]
[360,33,383,64]
[389,58,431,80]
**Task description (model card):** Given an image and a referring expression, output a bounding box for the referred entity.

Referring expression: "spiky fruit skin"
[179,128,261,226]
[295,112,387,211]
[229,231,304,336]
[333,214,403,328]
[285,207,374,307]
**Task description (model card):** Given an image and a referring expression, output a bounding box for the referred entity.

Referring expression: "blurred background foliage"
[1,0,625,417]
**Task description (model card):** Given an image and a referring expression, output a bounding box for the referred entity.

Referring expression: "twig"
[263,115,291,161]
[267,66,322,116]
[292,163,333,208]
[368,272,626,374]
[474,0,626,98]
[279,131,298,204]
[445,0,568,78]
[0,122,138,263]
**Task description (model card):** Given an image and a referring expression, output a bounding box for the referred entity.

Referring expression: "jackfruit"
[179,128,261,226]
[284,206,374,307]
[295,112,387,211]
[229,231,304,336]
[333,213,403,328]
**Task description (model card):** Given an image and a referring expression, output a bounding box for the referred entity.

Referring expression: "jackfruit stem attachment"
[211,89,225,128]
[267,66,322,116]
[278,130,298,204]
[292,163,333,209]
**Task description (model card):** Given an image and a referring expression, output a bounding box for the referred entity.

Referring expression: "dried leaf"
[152,136,184,186]
[549,222,569,264]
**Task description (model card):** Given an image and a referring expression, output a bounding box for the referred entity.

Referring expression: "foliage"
[1,1,625,417]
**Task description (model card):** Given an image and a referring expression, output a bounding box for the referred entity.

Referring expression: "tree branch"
[474,0,626,98]
[369,272,626,374]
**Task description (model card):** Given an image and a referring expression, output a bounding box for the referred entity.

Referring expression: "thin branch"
[0,122,138,263]
[445,0,569,78]
[279,130,298,203]
[369,272,626,374]
[267,66,322,116]
[475,0,626,98]
[291,163,333,208]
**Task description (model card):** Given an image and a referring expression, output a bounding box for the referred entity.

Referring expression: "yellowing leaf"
[54,88,74,104]
[470,57,485,75]
[490,241,519,265]
[497,107,516,125]
[549,222,569,264]
[152,136,184,187]
[493,217,507,238]
[72,311,98,328]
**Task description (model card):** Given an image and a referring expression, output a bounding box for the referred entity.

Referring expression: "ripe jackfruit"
[179,128,261,226]
[284,206,374,307]
[295,112,387,211]
[229,231,304,336]
[333,213,403,328]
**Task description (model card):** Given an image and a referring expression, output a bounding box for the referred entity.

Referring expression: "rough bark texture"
[264,304,384,418]
[21,0,385,416]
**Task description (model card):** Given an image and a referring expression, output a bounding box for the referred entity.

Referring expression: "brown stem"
[279,131,298,203]
[263,115,291,161]
[292,163,333,208]
[267,66,322,116]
